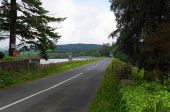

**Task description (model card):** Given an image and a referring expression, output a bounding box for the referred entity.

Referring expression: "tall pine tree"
[0,0,65,59]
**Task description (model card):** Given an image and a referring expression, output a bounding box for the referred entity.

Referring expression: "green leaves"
[110,0,170,80]
[121,81,170,112]
[0,0,65,59]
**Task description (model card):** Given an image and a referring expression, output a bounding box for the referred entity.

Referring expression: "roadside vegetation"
[108,1,170,111]
[13,43,111,59]
[110,0,170,82]
[89,58,170,112]
[0,58,100,89]
[88,59,121,112]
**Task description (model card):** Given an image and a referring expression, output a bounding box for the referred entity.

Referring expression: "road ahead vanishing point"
[0,58,110,112]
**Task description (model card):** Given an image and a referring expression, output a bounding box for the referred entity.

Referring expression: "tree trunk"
[9,0,17,56]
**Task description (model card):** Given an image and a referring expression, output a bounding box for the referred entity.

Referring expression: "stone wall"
[0,58,40,71]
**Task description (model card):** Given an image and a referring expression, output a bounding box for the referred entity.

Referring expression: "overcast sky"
[0,0,116,49]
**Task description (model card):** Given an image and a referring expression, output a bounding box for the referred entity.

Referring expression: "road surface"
[0,58,110,112]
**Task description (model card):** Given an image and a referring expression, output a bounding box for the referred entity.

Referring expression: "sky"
[0,0,116,49]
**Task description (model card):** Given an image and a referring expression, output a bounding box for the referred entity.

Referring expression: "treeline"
[55,44,102,52]
[110,0,170,82]
[48,43,112,58]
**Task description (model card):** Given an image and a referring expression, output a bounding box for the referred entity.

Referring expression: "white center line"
[0,73,83,111]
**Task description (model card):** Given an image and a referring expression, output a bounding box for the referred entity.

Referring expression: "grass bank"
[89,58,170,112]
[88,59,121,112]
[0,58,100,89]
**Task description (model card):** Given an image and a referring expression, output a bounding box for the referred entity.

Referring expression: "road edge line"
[0,73,83,111]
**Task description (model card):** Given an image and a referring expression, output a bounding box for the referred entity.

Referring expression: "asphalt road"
[0,58,110,112]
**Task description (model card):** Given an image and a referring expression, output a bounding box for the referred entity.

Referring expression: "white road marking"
[0,73,83,111]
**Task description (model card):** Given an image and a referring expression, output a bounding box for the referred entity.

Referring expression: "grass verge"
[88,58,170,112]
[0,58,100,89]
[88,59,121,112]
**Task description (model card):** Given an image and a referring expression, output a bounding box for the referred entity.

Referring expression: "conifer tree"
[0,0,65,59]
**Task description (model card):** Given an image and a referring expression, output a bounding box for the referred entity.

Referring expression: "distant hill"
[55,44,102,52]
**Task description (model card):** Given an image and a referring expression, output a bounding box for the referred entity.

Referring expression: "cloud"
[42,0,116,45]
[89,10,117,44]
[42,0,79,44]
[0,0,117,49]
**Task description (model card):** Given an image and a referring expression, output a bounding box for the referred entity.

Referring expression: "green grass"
[88,59,121,112]
[0,58,100,89]
[121,80,170,112]
[17,51,39,58]
[88,58,170,112]
[131,67,144,80]
[119,62,170,112]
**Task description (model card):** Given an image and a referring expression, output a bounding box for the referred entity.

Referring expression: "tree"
[140,22,170,81]
[0,51,5,59]
[112,43,129,62]
[0,0,10,40]
[9,0,17,56]
[110,0,170,81]
[100,43,111,57]
[0,0,65,59]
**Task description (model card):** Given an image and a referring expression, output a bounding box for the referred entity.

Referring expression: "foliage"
[0,58,100,89]
[121,81,170,112]
[89,58,170,112]
[89,59,121,112]
[0,0,65,59]
[17,44,102,59]
[131,66,144,80]
[112,43,129,63]
[2,55,14,61]
[55,44,102,52]
[17,51,39,59]
[0,51,5,59]
[140,23,170,81]
[113,58,170,112]
[110,0,170,81]
[99,43,111,57]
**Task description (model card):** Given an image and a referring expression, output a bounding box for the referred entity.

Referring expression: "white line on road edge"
[0,73,83,111]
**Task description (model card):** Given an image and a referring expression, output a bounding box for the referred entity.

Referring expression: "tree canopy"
[110,0,170,81]
[0,0,65,59]
[100,43,111,57]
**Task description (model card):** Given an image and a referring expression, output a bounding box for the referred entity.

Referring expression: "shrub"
[121,77,170,112]
[3,56,14,61]
[0,51,5,59]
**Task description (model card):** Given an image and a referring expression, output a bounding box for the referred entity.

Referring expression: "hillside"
[55,44,102,52]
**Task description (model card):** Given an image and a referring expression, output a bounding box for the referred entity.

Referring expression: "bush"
[121,81,170,112]
[0,52,5,59]
[3,56,14,61]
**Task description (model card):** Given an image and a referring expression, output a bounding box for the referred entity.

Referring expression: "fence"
[0,58,40,71]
